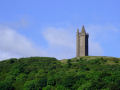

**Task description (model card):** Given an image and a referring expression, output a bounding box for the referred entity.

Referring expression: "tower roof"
[81,25,86,33]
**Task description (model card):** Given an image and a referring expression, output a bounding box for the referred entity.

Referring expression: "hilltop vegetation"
[0,56,120,90]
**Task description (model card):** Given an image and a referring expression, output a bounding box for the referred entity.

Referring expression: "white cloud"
[0,26,45,60]
[86,24,119,56]
[1,24,118,60]
[0,18,29,29]
[42,27,75,59]
[89,41,103,56]
[43,27,75,48]
[86,24,119,41]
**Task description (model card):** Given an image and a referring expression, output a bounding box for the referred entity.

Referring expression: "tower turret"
[76,28,80,57]
[81,25,86,33]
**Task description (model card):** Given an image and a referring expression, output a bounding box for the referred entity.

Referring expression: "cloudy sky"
[0,0,120,60]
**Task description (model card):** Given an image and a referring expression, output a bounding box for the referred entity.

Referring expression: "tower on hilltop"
[76,26,89,57]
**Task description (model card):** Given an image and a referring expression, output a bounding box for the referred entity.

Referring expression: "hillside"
[0,56,120,90]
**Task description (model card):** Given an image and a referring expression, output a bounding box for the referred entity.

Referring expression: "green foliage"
[67,59,72,68]
[0,75,15,90]
[0,56,120,90]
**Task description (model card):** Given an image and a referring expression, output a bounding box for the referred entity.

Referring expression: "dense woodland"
[0,56,120,90]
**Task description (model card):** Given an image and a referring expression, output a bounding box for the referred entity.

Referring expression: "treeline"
[0,57,120,90]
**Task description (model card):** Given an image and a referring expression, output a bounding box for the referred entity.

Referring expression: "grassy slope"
[61,56,120,64]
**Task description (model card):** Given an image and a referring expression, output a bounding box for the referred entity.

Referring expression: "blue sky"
[0,0,120,60]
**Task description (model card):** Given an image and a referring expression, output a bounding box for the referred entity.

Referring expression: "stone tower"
[76,26,89,57]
